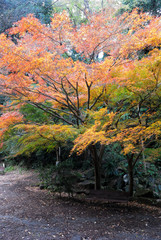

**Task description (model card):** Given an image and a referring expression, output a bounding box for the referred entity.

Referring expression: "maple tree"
[73,43,161,195]
[0,8,161,193]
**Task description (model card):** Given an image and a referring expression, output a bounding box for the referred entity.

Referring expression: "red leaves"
[0,112,23,147]
[0,112,23,130]
[0,9,161,158]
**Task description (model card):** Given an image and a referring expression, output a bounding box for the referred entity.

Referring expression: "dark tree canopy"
[0,0,53,33]
[121,0,161,16]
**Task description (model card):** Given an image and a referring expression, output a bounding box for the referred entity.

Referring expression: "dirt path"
[0,170,161,240]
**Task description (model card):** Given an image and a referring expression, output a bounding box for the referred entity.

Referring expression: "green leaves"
[20,103,52,124]
[11,123,79,156]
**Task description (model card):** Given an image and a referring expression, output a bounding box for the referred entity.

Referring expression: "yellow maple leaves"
[0,8,161,160]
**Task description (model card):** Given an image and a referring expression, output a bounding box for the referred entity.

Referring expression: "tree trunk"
[151,0,157,15]
[94,155,101,190]
[84,0,91,13]
[90,144,104,190]
[56,147,61,166]
[101,0,104,9]
[127,155,134,197]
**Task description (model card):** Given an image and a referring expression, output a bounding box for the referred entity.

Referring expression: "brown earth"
[0,170,161,240]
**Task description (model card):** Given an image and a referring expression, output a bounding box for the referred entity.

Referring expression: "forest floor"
[0,170,161,240]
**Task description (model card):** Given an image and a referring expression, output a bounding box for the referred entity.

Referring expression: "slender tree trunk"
[90,144,104,190]
[151,0,157,15]
[141,139,147,173]
[94,155,101,190]
[56,147,61,166]
[84,0,91,13]
[101,0,104,9]
[127,155,134,197]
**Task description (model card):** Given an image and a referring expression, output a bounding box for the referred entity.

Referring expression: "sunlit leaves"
[0,9,161,164]
[6,123,78,156]
[72,110,116,154]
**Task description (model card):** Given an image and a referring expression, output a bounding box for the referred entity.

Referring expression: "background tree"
[120,0,161,16]
[73,42,161,195]
[0,0,54,33]
[0,0,122,34]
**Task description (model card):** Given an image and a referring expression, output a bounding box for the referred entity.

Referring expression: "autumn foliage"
[0,9,161,193]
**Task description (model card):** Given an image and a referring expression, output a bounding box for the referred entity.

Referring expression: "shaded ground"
[0,170,161,240]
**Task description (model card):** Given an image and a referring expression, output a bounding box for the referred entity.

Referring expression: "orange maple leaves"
[0,8,161,158]
[0,112,23,147]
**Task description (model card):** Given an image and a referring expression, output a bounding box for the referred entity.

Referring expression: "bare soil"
[0,170,161,240]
